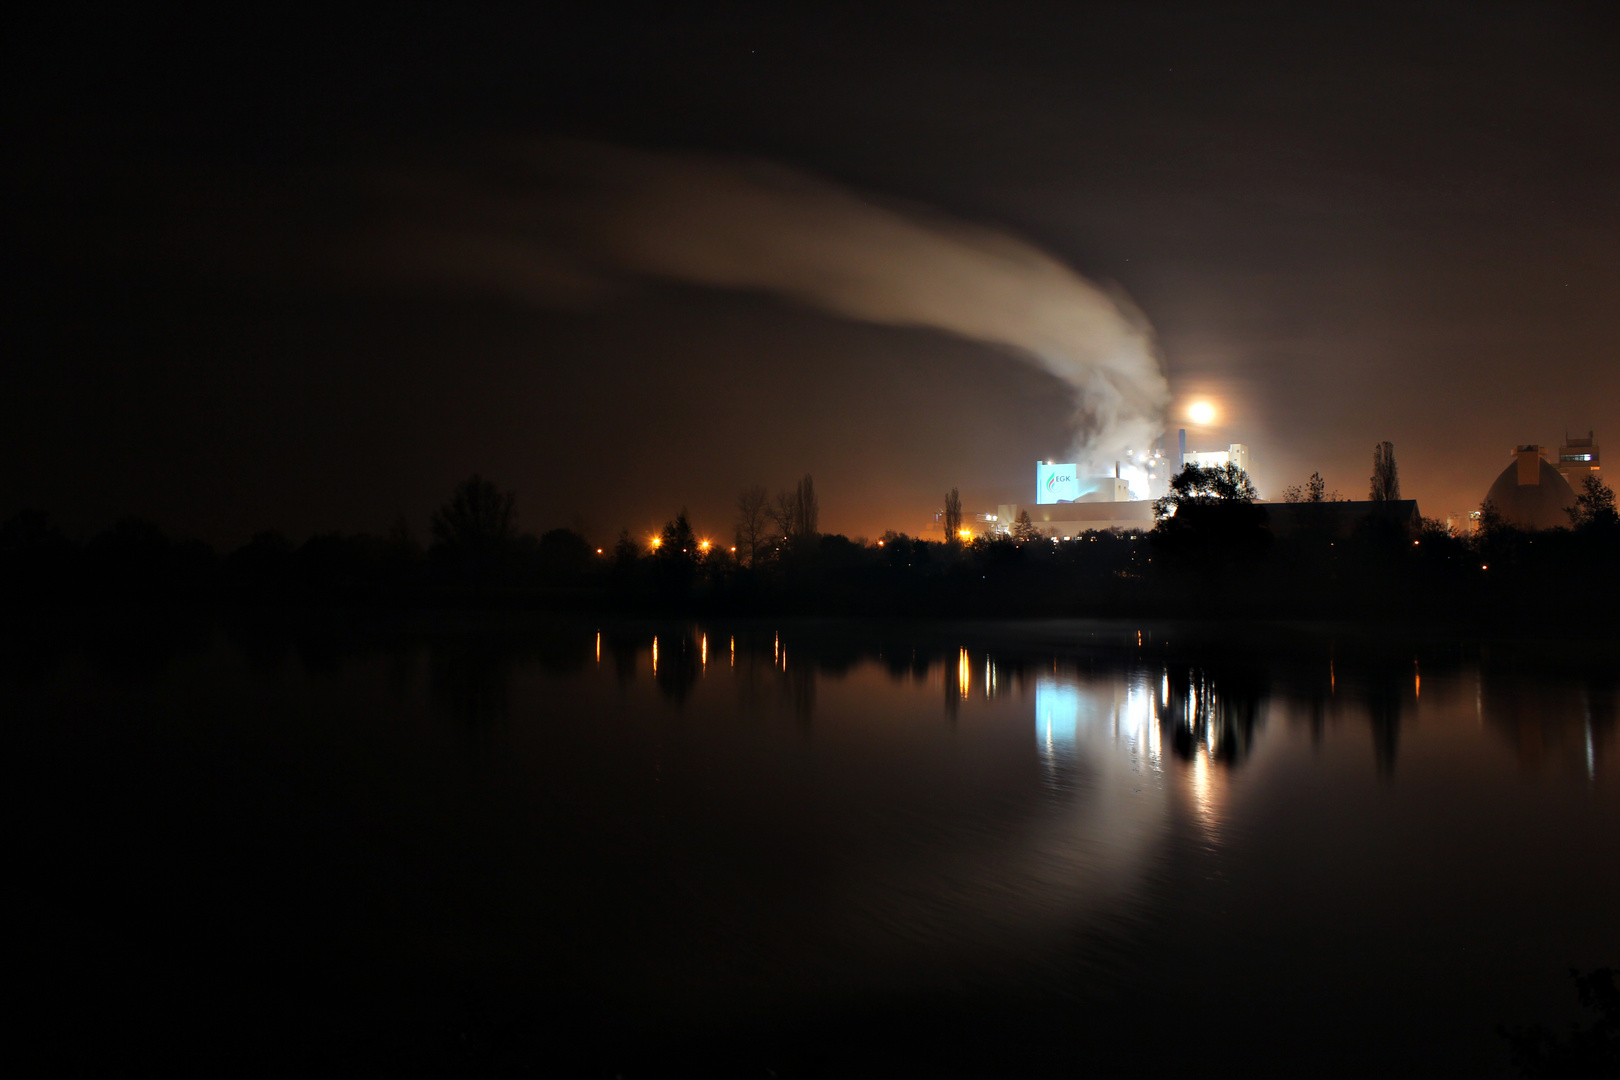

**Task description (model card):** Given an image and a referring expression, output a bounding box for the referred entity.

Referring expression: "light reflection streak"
[652,636,658,676]
[1034,666,1250,842]
[701,633,708,671]
[1035,673,1161,767]
[958,648,971,699]
[1587,716,1597,780]
[1189,749,1215,828]
[730,636,735,667]
[595,631,600,664]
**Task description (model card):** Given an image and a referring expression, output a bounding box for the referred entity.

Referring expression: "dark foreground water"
[8,615,1618,1077]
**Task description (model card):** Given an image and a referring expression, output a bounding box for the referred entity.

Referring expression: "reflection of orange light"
[701,633,707,669]
[595,631,600,663]
[958,647,971,698]
[652,636,658,675]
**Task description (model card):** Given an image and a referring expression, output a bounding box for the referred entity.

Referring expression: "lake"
[8,615,1617,1076]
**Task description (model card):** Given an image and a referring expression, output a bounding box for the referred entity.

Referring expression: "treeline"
[3,470,1617,624]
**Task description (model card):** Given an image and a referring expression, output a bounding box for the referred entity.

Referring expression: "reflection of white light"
[1036,676,1162,767]
[1036,682,1081,751]
[1190,750,1214,823]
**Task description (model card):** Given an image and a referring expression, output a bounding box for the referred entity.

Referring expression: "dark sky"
[9,2,1619,546]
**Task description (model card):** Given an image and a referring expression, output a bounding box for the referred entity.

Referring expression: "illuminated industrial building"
[1555,431,1600,489]
[1481,444,1577,531]
[994,439,1256,539]
[997,459,1155,537]
[1183,443,1251,476]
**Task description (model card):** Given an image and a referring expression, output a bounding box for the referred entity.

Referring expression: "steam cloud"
[383,143,1170,482]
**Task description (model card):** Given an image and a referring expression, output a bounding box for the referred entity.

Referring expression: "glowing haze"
[390,143,1171,492]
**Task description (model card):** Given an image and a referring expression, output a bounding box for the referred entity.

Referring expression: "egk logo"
[1045,472,1073,491]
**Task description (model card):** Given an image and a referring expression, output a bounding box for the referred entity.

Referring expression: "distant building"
[1482,445,1576,531]
[1263,500,1422,539]
[1183,443,1251,477]
[996,500,1155,538]
[1555,431,1601,490]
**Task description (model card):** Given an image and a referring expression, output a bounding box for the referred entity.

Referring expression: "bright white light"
[1188,400,1217,425]
[1120,462,1152,500]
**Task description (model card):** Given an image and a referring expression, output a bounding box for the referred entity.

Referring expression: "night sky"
[10,3,1619,547]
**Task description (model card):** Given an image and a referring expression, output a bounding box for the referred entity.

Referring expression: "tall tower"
[1555,431,1600,490]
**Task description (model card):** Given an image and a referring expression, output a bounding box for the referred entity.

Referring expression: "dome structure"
[1483,445,1576,530]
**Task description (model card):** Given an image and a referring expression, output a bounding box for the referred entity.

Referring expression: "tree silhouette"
[430,475,516,552]
[658,510,698,558]
[735,484,771,565]
[1369,442,1400,501]
[1153,463,1257,521]
[796,474,819,539]
[1283,472,1341,503]
[1567,473,1618,532]
[943,487,962,543]
[612,528,638,567]
[1012,509,1038,541]
[769,474,820,544]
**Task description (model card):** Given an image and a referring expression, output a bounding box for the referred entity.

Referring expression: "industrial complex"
[986,430,1248,539]
[944,427,1602,541]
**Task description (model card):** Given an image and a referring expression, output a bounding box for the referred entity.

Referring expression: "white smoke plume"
[381,143,1170,483]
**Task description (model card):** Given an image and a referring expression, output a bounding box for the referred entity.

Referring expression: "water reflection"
[7,612,1619,1078]
[428,639,514,726]
[1480,663,1620,778]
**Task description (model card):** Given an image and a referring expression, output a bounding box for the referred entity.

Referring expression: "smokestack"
[1178,428,1186,470]
[1115,461,1121,479]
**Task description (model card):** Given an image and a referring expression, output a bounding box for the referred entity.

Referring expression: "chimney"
[1516,445,1542,486]
[1178,428,1186,470]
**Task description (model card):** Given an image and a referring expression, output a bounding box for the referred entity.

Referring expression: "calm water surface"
[9,617,1618,1076]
